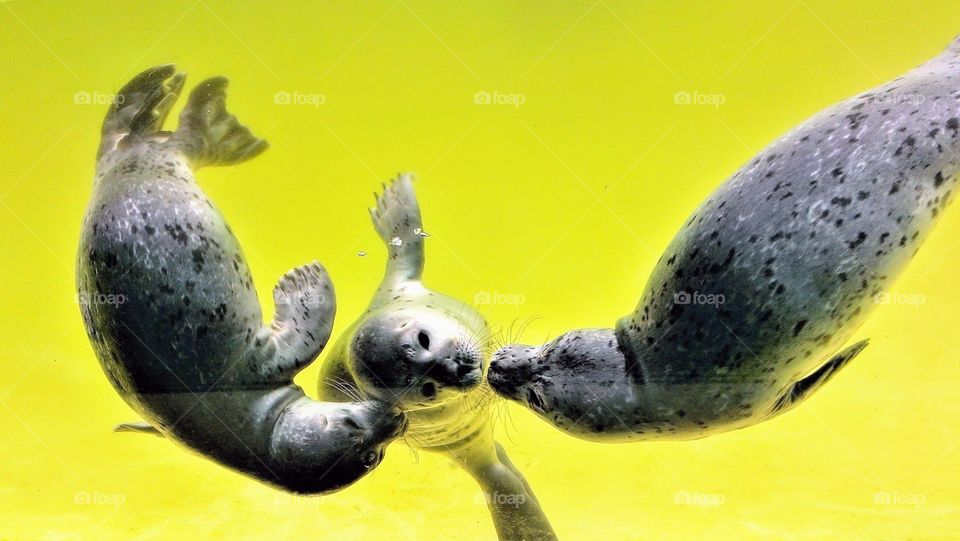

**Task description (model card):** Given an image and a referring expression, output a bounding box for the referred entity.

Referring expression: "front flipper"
[259,262,336,380]
[768,339,870,418]
[114,422,163,437]
[370,173,425,283]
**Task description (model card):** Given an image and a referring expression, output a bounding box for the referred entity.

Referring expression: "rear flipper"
[98,64,186,159]
[449,433,558,541]
[473,446,557,541]
[173,76,268,168]
[767,339,870,418]
[259,262,336,380]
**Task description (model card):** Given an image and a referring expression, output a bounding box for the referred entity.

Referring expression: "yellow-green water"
[2,1,960,539]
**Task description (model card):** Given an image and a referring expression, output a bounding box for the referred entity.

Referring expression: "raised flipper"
[114,422,163,437]
[98,64,186,159]
[768,339,870,418]
[258,262,336,380]
[370,174,425,283]
[173,76,268,168]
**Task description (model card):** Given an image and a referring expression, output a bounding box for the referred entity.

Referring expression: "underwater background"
[2,0,960,539]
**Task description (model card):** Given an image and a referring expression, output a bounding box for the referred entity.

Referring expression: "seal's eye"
[420,382,437,400]
[417,331,430,350]
[362,451,378,468]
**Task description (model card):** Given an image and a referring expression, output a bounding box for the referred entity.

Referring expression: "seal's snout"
[488,344,540,400]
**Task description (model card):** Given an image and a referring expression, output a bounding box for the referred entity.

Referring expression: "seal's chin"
[454,366,483,389]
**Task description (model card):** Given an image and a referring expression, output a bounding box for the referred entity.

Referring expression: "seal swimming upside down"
[489,35,960,441]
[317,176,557,541]
[77,65,404,493]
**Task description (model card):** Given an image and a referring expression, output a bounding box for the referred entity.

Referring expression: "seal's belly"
[78,146,263,395]
[618,64,960,412]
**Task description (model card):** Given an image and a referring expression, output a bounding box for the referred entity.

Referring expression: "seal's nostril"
[343,417,362,431]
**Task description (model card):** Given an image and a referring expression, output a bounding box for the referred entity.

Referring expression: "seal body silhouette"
[77,65,403,493]
[318,176,557,540]
[490,36,960,441]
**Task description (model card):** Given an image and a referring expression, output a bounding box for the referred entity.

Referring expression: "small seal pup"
[489,35,960,441]
[317,176,557,540]
[77,65,404,494]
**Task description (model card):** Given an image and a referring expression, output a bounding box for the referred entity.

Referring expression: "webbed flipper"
[114,422,163,437]
[173,77,268,168]
[260,262,336,380]
[370,173,425,283]
[768,339,870,418]
[98,64,186,159]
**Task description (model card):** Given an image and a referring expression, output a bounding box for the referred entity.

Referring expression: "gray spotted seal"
[77,65,404,493]
[489,35,960,441]
[317,176,557,540]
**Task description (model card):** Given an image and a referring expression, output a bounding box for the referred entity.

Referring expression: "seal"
[76,65,405,494]
[489,35,960,441]
[317,176,557,540]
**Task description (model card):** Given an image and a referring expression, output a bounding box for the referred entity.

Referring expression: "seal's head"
[349,308,484,407]
[488,329,630,419]
[269,399,406,494]
[487,344,545,405]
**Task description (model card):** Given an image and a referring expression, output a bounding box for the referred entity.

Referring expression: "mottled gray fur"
[77,65,404,493]
[490,36,960,441]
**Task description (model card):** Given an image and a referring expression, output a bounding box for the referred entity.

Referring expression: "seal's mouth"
[421,350,483,390]
[487,365,516,398]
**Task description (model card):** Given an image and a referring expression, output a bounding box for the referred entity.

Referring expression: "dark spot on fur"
[831,196,852,208]
[191,249,205,272]
[847,232,867,249]
[793,320,808,336]
[935,171,947,187]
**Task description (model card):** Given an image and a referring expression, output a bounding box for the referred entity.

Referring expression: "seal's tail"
[174,77,268,168]
[98,64,186,159]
